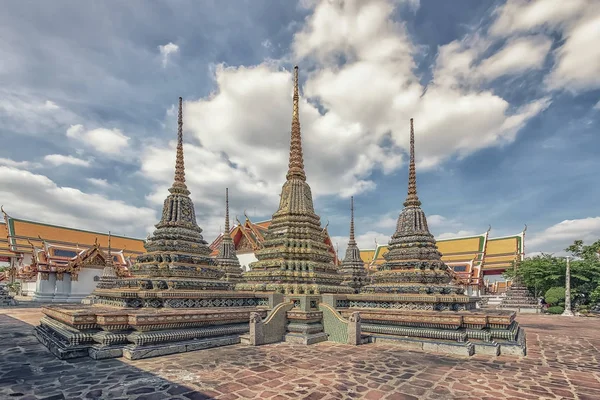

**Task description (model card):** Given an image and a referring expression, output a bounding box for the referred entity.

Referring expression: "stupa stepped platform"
[34,292,281,360]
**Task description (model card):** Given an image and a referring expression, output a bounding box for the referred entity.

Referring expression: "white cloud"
[43,154,91,167]
[545,9,600,92]
[0,157,39,169]
[478,35,553,80]
[489,0,588,37]
[86,178,111,188]
[43,100,60,110]
[528,217,600,253]
[132,0,552,247]
[489,0,600,93]
[0,166,156,237]
[66,124,130,153]
[159,42,179,68]
[594,100,600,110]
[437,230,477,240]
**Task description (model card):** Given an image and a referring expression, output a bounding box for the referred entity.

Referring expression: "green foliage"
[546,306,565,314]
[0,266,8,272]
[510,239,600,307]
[545,287,565,306]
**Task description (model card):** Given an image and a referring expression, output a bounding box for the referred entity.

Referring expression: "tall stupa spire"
[404,118,421,207]
[171,97,189,195]
[97,231,118,289]
[215,188,243,282]
[223,188,231,241]
[340,196,368,293]
[286,66,306,182]
[348,196,356,245]
[239,66,353,295]
[362,118,461,295]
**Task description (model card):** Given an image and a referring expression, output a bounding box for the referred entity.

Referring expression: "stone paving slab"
[1,307,600,399]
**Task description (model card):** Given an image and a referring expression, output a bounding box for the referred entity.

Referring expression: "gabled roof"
[2,209,145,257]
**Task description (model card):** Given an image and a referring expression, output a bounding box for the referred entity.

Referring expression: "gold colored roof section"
[1,207,145,257]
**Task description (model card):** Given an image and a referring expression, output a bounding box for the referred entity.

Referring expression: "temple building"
[0,209,144,300]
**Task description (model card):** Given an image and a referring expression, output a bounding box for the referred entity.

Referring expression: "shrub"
[547,306,564,314]
[545,287,565,306]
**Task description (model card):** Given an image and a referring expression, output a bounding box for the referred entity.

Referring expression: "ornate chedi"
[361,119,472,309]
[34,97,278,361]
[119,97,231,293]
[319,119,527,357]
[214,188,244,282]
[339,197,369,293]
[96,232,118,290]
[237,66,353,296]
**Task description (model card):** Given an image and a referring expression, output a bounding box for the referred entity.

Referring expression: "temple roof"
[1,209,145,257]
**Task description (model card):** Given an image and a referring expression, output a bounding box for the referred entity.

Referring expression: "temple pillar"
[33,272,56,302]
[53,273,71,302]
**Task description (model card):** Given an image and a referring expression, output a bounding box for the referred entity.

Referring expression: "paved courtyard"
[0,307,599,400]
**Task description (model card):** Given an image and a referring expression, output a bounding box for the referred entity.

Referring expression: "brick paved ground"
[1,307,599,400]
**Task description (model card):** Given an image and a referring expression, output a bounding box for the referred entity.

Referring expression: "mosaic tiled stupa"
[214,188,244,282]
[95,232,118,290]
[34,98,278,360]
[237,66,353,296]
[339,197,369,293]
[322,119,527,356]
[361,119,475,310]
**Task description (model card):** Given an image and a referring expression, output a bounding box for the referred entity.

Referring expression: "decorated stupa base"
[34,292,278,360]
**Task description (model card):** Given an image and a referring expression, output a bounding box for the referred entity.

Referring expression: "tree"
[505,239,600,309]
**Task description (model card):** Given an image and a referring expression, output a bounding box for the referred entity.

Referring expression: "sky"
[0,0,599,257]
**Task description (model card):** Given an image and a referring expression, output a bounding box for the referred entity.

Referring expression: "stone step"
[239,334,251,345]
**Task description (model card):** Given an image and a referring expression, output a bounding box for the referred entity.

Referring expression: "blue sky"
[0,0,599,256]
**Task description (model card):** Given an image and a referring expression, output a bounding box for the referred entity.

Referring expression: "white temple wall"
[69,268,101,302]
[21,281,36,296]
[237,253,258,272]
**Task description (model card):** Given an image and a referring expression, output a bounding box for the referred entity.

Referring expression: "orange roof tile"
[4,216,145,257]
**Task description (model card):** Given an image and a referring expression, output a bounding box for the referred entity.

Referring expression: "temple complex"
[339,197,369,293]
[236,66,352,297]
[33,67,526,361]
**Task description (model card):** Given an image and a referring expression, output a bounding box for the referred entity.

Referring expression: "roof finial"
[487,225,492,233]
[348,196,356,245]
[286,66,306,182]
[171,97,189,193]
[404,118,421,207]
[224,188,230,234]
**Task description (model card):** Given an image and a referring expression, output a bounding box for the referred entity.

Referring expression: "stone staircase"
[479,295,503,309]
[499,280,541,313]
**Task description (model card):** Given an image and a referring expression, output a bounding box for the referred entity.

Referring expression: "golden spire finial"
[403,118,421,207]
[348,196,356,245]
[171,97,189,194]
[286,66,306,182]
